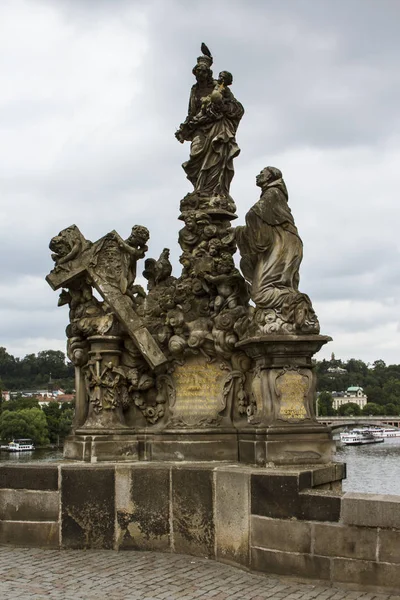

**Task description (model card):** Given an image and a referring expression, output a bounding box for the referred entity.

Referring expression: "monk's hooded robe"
[236,178,303,312]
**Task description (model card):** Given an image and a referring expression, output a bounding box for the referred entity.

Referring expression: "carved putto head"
[218,71,233,86]
[127,225,150,247]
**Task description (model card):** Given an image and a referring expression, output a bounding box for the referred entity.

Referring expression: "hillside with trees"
[0,347,74,391]
[315,357,400,416]
[0,347,74,445]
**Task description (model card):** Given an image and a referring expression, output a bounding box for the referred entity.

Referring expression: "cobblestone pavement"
[0,547,399,600]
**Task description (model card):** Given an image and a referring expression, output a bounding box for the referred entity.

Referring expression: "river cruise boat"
[340,429,384,446]
[366,427,400,438]
[5,439,35,452]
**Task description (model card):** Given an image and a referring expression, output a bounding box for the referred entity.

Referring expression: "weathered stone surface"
[378,528,400,563]
[215,469,249,566]
[61,466,115,549]
[91,437,140,462]
[333,557,400,591]
[116,466,170,550]
[0,465,58,490]
[251,547,331,581]
[299,491,341,522]
[0,520,59,547]
[168,355,228,427]
[238,436,266,466]
[171,467,214,558]
[0,489,59,522]
[341,492,400,528]
[251,472,341,522]
[150,434,238,462]
[313,523,377,561]
[265,438,335,466]
[311,463,345,487]
[251,515,311,554]
[251,473,301,519]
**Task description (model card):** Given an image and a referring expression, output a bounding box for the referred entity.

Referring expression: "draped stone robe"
[236,178,303,311]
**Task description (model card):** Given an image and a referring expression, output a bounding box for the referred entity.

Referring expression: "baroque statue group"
[47,44,333,464]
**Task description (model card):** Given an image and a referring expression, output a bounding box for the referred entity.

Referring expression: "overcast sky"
[1,0,400,365]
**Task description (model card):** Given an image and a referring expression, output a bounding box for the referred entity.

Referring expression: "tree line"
[315,357,400,416]
[0,347,74,391]
[0,347,75,445]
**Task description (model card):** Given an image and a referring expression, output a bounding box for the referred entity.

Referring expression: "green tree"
[382,378,400,405]
[59,408,74,439]
[363,385,384,405]
[2,396,40,412]
[384,403,400,416]
[337,402,361,416]
[362,402,386,416]
[42,403,74,443]
[0,408,49,445]
[42,403,62,443]
[317,392,336,416]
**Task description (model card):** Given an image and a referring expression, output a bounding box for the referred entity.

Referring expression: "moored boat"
[340,430,384,446]
[366,427,400,438]
[5,439,35,452]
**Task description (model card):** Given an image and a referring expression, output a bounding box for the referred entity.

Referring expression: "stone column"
[236,334,335,466]
[76,335,126,431]
[72,366,87,430]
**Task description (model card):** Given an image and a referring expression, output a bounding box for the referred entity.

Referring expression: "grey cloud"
[2,0,400,361]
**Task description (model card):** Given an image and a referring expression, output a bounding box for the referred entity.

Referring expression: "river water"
[1,440,400,496]
[335,436,400,495]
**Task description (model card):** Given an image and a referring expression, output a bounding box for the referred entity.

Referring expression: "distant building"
[332,386,367,411]
[8,388,66,400]
[327,366,347,375]
[37,394,74,408]
[3,388,74,409]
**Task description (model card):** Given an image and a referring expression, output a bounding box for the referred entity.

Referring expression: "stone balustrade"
[1,462,399,593]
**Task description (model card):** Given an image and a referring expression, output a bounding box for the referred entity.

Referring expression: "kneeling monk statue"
[236,166,319,335]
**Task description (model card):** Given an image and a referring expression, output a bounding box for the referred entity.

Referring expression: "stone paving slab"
[0,547,399,600]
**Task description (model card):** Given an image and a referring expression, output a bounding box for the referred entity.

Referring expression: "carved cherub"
[118,225,150,298]
[200,71,234,117]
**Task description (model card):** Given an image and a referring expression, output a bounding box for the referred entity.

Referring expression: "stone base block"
[64,431,239,463]
[0,520,59,547]
[239,428,335,466]
[149,431,238,462]
[0,489,59,521]
[251,547,331,581]
[64,434,141,462]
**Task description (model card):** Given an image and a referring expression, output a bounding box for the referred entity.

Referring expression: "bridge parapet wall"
[1,462,399,593]
[317,417,400,430]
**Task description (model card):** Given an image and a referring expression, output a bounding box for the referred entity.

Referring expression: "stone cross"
[46,226,167,371]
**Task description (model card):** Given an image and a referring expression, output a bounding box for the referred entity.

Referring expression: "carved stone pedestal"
[237,334,335,466]
[63,432,141,462]
[76,335,126,430]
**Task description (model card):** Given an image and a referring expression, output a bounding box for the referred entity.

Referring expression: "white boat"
[340,430,384,446]
[366,427,400,438]
[5,439,35,452]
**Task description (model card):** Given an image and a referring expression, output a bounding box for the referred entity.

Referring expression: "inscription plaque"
[275,369,309,421]
[170,357,227,426]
